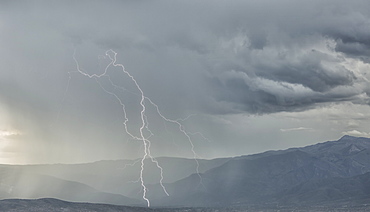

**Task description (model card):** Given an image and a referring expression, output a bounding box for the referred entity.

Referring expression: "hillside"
[150,136,370,207]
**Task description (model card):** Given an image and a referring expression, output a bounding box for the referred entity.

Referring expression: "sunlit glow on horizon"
[0,129,22,137]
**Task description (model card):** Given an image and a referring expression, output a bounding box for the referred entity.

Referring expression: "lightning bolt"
[145,98,202,176]
[72,49,204,207]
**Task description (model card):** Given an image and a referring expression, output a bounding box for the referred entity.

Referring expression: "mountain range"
[150,135,370,207]
[0,135,370,209]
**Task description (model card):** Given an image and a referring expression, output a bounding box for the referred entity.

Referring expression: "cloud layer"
[1,0,370,163]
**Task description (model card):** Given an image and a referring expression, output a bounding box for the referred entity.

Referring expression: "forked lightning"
[71,49,203,207]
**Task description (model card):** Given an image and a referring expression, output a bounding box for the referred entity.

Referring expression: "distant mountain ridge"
[150,135,370,207]
[0,156,230,206]
[0,167,140,206]
[0,135,370,208]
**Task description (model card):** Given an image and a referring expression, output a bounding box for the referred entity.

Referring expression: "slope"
[152,136,370,207]
[0,166,140,206]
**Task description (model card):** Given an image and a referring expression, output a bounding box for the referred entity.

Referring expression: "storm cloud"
[2,0,370,115]
[1,0,370,163]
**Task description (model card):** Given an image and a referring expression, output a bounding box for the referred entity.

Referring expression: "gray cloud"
[1,0,370,163]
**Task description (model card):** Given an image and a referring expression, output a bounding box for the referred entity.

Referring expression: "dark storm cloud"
[207,70,362,114]
[335,40,370,63]
[254,50,356,92]
[191,0,370,114]
[2,0,370,116]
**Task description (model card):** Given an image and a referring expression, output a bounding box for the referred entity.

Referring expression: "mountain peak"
[338,135,370,143]
[339,135,357,141]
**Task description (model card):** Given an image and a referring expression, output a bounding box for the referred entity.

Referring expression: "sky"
[0,0,370,164]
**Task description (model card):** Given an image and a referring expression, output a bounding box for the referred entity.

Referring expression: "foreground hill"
[0,198,369,212]
[0,198,152,212]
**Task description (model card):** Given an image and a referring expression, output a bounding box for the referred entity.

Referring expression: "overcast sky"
[1,0,370,164]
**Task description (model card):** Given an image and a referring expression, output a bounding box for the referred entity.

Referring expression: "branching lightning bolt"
[72,49,204,207]
[145,98,202,176]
